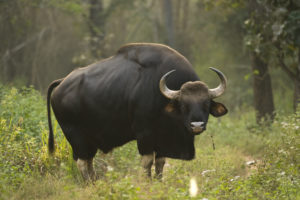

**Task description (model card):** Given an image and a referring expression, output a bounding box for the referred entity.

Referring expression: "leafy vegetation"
[0,85,299,199]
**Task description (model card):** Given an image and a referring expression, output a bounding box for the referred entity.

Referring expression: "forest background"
[0,0,299,199]
[1,0,300,116]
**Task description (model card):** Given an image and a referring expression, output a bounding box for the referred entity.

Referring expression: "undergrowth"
[0,85,299,200]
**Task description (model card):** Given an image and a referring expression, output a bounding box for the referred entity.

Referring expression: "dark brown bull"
[47,43,227,180]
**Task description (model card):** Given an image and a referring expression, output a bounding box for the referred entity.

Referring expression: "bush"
[0,85,75,199]
[0,86,46,138]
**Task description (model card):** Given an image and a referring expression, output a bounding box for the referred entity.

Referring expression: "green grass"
[0,85,299,199]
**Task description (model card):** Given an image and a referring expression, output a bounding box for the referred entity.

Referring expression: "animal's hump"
[117,43,176,54]
[116,43,184,68]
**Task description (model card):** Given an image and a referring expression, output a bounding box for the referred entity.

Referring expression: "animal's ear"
[164,101,180,114]
[164,102,176,113]
[210,100,228,117]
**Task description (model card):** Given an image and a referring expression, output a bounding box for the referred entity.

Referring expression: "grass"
[0,85,299,199]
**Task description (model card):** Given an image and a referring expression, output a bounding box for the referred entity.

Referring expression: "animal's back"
[52,43,197,118]
[50,43,199,152]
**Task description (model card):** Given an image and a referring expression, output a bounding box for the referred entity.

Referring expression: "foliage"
[0,86,46,138]
[204,0,298,114]
[0,0,86,89]
[244,0,300,53]
[243,0,300,111]
[0,85,299,199]
[0,85,75,198]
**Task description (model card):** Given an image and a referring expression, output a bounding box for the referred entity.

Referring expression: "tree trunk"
[163,0,174,47]
[251,52,275,124]
[295,49,300,111]
[295,79,300,111]
[89,0,105,58]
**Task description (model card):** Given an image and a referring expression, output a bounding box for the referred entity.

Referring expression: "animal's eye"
[181,103,190,112]
[205,101,210,108]
[202,101,210,112]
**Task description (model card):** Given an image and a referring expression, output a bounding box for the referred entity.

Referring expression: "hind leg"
[77,158,96,181]
[73,145,97,181]
[61,126,98,181]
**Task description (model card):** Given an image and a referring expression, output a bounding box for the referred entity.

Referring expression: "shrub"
[0,86,46,138]
[0,85,75,198]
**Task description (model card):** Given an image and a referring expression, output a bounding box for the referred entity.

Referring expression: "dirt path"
[244,155,261,177]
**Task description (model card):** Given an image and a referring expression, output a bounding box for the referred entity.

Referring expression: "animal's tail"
[47,79,63,154]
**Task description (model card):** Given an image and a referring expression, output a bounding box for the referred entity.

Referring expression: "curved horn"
[209,67,227,99]
[159,70,180,99]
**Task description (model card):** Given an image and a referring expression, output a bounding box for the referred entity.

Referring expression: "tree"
[163,0,174,47]
[86,0,136,59]
[244,0,276,123]
[204,0,276,123]
[251,52,275,123]
[270,1,300,111]
[88,0,105,58]
[245,0,300,111]
[0,0,87,89]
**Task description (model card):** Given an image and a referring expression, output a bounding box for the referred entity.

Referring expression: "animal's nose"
[190,121,206,134]
[190,121,205,128]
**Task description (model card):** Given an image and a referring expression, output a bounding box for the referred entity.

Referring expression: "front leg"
[136,127,155,178]
[155,156,165,179]
[141,154,154,177]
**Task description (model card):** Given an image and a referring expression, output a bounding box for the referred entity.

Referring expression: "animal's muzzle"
[190,122,206,135]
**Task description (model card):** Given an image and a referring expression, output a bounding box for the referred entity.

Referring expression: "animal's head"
[160,67,228,135]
